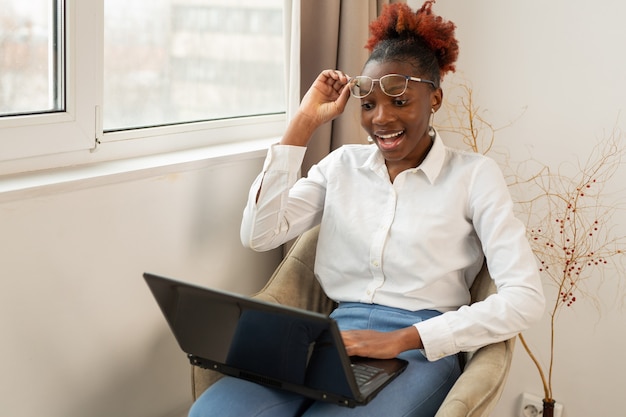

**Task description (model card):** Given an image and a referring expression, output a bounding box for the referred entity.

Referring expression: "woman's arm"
[415,158,545,360]
[240,70,351,250]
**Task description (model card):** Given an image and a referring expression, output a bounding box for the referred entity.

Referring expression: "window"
[0,0,64,117]
[0,0,287,174]
[103,0,285,132]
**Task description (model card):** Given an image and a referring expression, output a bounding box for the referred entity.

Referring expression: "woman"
[190,2,544,416]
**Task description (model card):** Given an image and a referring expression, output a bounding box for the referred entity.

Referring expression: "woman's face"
[357,60,442,172]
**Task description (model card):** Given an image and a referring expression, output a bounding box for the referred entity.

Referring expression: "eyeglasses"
[349,74,436,99]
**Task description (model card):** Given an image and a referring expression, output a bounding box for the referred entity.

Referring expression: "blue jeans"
[189,303,461,417]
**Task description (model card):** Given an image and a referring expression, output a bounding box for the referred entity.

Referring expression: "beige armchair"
[192,226,515,417]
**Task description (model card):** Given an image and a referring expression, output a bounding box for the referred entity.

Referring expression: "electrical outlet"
[519,393,563,417]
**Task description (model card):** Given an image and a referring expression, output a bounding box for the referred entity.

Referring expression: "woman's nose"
[372,102,397,125]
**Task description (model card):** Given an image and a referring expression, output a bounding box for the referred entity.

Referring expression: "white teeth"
[378,131,404,139]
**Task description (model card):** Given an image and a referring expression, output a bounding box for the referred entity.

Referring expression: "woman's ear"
[431,87,443,112]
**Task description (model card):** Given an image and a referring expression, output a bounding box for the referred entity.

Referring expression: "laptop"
[143,272,408,408]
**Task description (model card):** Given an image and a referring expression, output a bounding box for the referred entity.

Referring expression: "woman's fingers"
[321,69,350,93]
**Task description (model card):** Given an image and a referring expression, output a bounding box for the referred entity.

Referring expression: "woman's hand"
[299,69,351,125]
[280,70,351,147]
[341,327,423,359]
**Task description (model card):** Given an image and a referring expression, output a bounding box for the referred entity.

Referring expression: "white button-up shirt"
[241,134,544,360]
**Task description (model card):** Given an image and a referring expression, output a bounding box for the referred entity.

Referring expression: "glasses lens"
[379,75,408,97]
[350,76,373,98]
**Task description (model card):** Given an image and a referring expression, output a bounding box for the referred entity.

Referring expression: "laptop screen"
[146,274,354,397]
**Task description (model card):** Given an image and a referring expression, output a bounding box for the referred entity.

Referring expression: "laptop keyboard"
[351,363,385,388]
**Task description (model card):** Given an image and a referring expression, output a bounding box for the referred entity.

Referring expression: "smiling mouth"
[375,130,405,150]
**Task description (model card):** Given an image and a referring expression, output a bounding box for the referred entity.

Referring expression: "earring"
[367,135,374,143]
[428,108,436,138]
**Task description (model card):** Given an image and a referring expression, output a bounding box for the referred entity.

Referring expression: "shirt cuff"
[414,315,457,361]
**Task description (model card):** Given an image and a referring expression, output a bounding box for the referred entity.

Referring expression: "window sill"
[0,137,276,204]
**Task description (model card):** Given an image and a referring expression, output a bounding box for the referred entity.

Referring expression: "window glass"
[103,0,286,132]
[0,0,64,117]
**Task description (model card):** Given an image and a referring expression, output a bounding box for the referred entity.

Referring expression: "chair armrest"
[435,337,516,417]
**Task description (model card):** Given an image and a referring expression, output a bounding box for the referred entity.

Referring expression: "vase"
[542,399,555,417]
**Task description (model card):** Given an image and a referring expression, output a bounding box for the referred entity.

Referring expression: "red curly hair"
[365,1,459,84]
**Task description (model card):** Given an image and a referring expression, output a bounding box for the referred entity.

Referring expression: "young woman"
[190,2,544,416]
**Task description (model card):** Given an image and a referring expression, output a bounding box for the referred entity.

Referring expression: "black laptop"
[143,272,408,408]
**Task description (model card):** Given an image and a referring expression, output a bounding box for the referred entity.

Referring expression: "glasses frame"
[349,74,436,99]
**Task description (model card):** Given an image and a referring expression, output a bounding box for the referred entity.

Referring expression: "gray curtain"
[299,0,404,174]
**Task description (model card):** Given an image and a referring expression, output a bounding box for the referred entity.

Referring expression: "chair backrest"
[253,225,336,315]
[469,261,496,304]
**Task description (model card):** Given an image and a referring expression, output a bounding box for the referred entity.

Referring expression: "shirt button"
[372,261,379,267]
[366,290,372,295]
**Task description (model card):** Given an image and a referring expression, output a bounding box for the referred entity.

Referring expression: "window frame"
[0,0,98,163]
[0,0,287,176]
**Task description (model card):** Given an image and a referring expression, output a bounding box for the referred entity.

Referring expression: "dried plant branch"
[518,333,551,400]
[438,77,526,155]
[511,130,626,400]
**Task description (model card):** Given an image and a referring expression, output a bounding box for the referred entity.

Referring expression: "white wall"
[408,0,626,416]
[0,154,282,417]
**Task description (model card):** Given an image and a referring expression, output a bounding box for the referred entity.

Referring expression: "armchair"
[191,226,515,417]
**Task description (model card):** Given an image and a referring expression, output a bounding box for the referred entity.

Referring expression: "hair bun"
[366,1,459,77]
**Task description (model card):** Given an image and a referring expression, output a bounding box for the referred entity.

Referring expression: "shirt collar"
[417,132,446,184]
[361,132,446,184]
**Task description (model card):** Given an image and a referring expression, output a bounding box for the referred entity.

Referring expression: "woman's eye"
[361,102,375,110]
[393,98,408,106]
